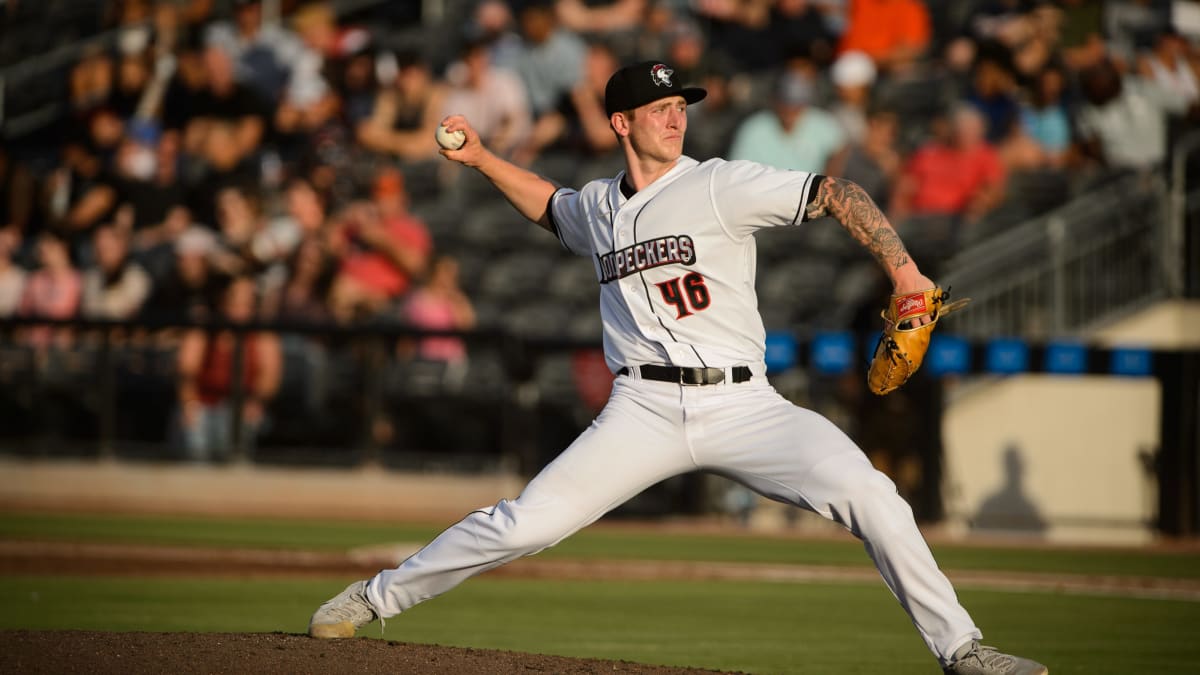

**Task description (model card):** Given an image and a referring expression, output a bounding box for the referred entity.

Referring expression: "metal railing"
[1171,131,1200,298]
[941,170,1176,340]
[0,315,598,473]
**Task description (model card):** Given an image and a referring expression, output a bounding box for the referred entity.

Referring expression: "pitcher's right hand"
[438,115,487,168]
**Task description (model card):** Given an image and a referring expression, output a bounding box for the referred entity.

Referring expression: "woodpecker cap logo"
[650,64,674,87]
[604,60,706,116]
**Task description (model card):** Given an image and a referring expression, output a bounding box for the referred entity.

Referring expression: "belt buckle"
[681,367,724,386]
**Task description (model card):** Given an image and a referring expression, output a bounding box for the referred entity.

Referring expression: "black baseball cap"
[604,61,707,116]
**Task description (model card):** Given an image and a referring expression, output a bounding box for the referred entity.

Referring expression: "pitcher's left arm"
[805,176,933,302]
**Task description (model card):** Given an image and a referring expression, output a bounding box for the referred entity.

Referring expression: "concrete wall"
[942,376,1160,544]
[0,458,525,522]
[1093,299,1200,348]
[941,300,1200,544]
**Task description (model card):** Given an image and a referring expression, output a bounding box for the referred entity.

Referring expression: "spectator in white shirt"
[81,224,152,320]
[1077,57,1189,171]
[442,38,532,157]
[205,0,306,102]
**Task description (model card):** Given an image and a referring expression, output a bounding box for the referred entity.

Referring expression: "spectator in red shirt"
[891,104,1006,224]
[890,105,1006,260]
[838,0,931,73]
[328,169,432,323]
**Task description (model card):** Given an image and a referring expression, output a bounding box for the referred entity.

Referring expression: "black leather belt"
[617,364,752,385]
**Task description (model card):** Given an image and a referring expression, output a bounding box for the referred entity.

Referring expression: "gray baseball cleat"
[308,580,378,638]
[944,640,1048,675]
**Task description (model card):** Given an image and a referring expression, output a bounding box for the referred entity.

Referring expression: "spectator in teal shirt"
[1019,65,1072,168]
[729,71,846,173]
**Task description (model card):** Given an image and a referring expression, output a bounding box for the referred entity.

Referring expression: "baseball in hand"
[435,124,466,150]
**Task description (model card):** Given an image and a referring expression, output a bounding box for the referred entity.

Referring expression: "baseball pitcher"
[308,61,1047,675]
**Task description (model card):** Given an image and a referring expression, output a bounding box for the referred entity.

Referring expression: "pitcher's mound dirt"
[0,630,734,674]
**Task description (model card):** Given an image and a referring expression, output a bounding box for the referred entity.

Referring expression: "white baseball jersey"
[548,156,821,373]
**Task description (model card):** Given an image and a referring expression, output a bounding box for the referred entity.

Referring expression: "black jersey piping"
[792,174,823,225]
[393,505,497,569]
[546,188,573,252]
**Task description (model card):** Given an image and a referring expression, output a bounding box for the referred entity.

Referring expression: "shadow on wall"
[971,444,1048,534]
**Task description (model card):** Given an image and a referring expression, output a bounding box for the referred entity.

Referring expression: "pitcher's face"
[626,95,688,164]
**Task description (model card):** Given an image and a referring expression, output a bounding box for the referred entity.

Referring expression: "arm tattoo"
[809,177,910,270]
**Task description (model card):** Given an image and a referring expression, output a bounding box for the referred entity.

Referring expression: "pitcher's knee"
[470,498,576,557]
[835,469,915,536]
[502,520,565,555]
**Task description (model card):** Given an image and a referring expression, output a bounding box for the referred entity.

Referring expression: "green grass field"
[2,511,1199,674]
[3,511,1198,578]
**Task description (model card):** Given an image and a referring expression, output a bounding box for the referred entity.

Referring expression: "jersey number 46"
[656,272,711,319]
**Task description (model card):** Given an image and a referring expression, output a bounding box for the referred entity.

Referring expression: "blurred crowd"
[3,0,1198,330]
[1,0,1198,460]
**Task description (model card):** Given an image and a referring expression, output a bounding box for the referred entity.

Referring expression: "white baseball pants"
[365,374,982,666]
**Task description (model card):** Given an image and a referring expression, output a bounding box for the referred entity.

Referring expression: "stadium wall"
[0,458,524,522]
[941,299,1200,545]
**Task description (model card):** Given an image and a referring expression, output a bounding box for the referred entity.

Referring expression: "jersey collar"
[619,175,637,200]
[611,155,698,212]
